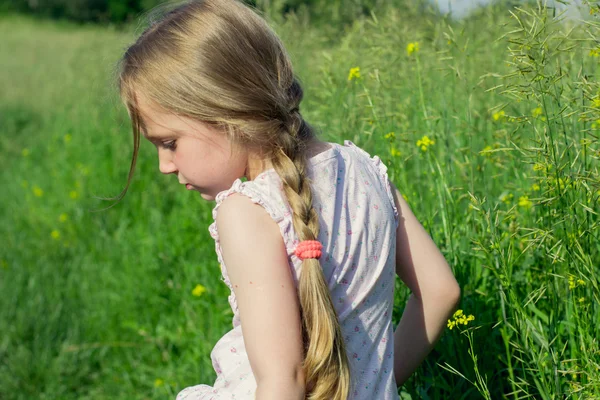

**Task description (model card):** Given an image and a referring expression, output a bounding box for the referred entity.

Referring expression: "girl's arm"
[388,181,461,386]
[216,193,306,399]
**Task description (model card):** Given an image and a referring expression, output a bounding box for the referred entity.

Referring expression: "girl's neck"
[244,137,329,181]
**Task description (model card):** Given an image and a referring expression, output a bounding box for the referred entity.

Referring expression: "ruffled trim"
[343,140,399,228]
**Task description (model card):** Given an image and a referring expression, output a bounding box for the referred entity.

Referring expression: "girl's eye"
[161,140,177,151]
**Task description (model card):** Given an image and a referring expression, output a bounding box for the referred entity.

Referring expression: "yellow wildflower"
[64,134,72,143]
[532,107,543,118]
[492,110,506,121]
[578,297,585,303]
[531,183,540,191]
[59,213,68,223]
[154,378,164,387]
[406,42,420,56]
[589,48,600,57]
[447,309,475,330]
[384,131,396,140]
[416,135,435,152]
[69,191,78,200]
[22,148,30,157]
[568,275,586,290]
[518,196,532,208]
[51,230,60,240]
[347,67,361,81]
[33,186,44,197]
[592,98,600,108]
[390,146,401,157]
[592,119,600,130]
[501,193,513,204]
[192,284,207,297]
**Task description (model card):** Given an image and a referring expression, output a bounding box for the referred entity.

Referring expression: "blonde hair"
[115,0,351,398]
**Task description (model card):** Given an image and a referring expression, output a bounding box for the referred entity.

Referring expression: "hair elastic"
[294,240,323,260]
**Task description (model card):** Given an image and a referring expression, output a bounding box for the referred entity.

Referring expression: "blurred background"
[1,0,599,399]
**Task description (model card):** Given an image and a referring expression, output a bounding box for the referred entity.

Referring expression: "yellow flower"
[531,183,540,191]
[390,146,401,157]
[416,135,435,152]
[447,309,475,330]
[51,230,60,240]
[347,67,361,81]
[501,193,513,204]
[22,148,30,157]
[406,42,420,56]
[592,98,600,108]
[69,191,79,199]
[64,134,72,143]
[589,48,600,57]
[154,378,164,387]
[192,284,207,297]
[492,110,506,121]
[59,213,68,223]
[592,119,600,130]
[33,186,44,197]
[384,131,396,140]
[532,107,543,118]
[578,297,586,303]
[518,196,532,208]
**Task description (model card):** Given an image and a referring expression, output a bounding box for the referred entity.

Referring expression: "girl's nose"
[159,156,177,175]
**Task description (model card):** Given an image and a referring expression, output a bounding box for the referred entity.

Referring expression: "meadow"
[1,1,599,398]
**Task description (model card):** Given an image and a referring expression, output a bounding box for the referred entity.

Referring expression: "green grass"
[1,1,599,398]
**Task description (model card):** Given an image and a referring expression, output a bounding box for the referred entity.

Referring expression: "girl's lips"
[186,184,194,190]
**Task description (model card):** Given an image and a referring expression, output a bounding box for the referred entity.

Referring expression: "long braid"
[269,80,351,400]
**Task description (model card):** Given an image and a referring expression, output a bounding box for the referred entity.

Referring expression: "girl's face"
[136,94,249,201]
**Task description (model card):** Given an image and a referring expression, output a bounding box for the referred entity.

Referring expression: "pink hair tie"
[295,240,323,260]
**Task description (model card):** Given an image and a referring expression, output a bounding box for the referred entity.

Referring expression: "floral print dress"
[177,140,400,400]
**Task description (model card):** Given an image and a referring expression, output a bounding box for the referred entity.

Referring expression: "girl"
[115,0,461,399]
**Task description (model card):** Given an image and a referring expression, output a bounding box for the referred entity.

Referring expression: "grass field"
[1,1,599,399]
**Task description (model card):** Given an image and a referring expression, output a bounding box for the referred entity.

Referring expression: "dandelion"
[69,190,78,199]
[518,195,532,208]
[416,135,435,152]
[192,284,207,297]
[447,309,475,330]
[406,42,420,56]
[22,148,30,157]
[347,67,361,81]
[492,110,506,121]
[154,378,164,387]
[51,230,60,240]
[59,213,68,223]
[33,186,44,197]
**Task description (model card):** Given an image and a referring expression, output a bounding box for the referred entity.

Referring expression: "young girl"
[115,0,461,398]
